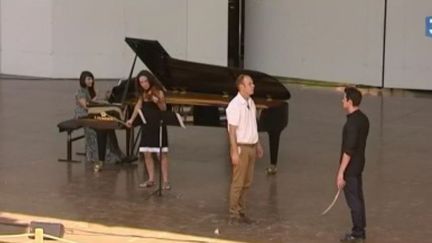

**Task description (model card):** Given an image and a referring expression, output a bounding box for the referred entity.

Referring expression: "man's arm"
[337,121,358,189]
[336,152,351,189]
[228,124,239,165]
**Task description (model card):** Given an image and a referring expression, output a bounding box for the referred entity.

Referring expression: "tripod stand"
[152,119,167,197]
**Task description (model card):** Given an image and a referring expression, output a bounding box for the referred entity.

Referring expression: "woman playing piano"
[126,70,171,190]
[74,70,125,164]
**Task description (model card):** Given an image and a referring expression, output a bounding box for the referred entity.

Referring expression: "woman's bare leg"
[144,152,155,182]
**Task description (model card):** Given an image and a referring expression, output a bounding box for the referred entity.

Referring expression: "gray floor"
[0,79,431,243]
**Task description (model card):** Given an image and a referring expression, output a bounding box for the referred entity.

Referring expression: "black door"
[228,0,245,68]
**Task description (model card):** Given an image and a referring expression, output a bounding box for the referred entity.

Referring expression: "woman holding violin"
[126,70,171,190]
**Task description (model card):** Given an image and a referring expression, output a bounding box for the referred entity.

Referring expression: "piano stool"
[57,119,84,163]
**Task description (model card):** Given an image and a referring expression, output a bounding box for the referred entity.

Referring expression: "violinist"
[126,70,171,190]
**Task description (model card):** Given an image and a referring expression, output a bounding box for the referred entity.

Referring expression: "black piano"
[110,37,291,174]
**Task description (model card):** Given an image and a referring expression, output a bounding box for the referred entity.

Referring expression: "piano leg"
[122,127,138,164]
[95,130,108,172]
[126,127,131,156]
[267,129,282,175]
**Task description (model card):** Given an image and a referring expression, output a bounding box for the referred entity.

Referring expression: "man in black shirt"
[337,87,369,242]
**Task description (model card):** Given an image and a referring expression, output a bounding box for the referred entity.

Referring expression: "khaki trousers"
[229,144,256,217]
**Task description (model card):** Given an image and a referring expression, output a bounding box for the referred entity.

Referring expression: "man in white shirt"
[226,74,264,224]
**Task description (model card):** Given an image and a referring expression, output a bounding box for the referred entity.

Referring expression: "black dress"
[139,101,169,153]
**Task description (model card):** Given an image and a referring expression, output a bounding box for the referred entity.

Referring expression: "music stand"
[139,109,185,197]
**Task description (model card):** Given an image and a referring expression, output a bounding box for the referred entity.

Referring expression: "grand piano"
[109,37,291,174]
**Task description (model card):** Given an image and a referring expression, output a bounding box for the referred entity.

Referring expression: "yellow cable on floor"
[0,233,33,238]
[40,233,78,243]
[0,232,78,243]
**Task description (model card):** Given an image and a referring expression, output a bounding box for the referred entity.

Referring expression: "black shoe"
[340,233,365,242]
[228,214,254,225]
[239,214,255,224]
[228,216,241,225]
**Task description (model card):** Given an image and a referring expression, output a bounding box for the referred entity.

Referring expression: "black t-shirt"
[341,109,369,177]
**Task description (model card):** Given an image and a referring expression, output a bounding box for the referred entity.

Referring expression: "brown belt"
[237,143,257,147]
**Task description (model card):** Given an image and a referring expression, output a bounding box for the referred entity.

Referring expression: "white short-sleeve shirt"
[225,93,259,144]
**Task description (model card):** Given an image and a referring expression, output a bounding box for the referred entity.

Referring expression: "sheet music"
[175,113,186,129]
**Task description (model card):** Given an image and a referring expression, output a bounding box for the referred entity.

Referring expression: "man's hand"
[336,174,345,190]
[231,149,240,166]
[256,143,264,159]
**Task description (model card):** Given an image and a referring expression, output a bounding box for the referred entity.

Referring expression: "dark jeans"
[344,175,366,238]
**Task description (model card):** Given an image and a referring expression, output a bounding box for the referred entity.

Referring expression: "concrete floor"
[0,79,431,243]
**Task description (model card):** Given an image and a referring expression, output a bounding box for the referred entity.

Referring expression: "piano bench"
[57,119,84,163]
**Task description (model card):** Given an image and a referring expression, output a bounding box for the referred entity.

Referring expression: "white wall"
[187,0,228,66]
[121,0,190,77]
[244,0,384,87]
[2,1,432,90]
[384,0,432,90]
[1,0,228,78]
[244,0,432,90]
[1,0,53,77]
[52,0,125,78]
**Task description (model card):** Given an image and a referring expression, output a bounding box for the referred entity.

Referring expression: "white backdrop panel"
[244,0,383,86]
[52,0,125,78]
[121,0,189,78]
[1,0,228,78]
[384,0,432,90]
[0,1,2,73]
[123,0,188,59]
[1,0,53,76]
[187,0,228,66]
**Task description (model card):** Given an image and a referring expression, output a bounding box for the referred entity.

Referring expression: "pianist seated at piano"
[74,70,125,163]
[126,70,171,190]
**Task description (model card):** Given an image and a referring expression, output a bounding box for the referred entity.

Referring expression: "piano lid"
[125,37,290,100]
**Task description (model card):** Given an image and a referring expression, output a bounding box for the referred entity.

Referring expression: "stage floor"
[0,79,431,243]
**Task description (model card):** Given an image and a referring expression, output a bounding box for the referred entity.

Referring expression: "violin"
[144,86,162,103]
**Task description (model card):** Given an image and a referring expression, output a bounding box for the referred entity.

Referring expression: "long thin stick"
[321,189,341,216]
